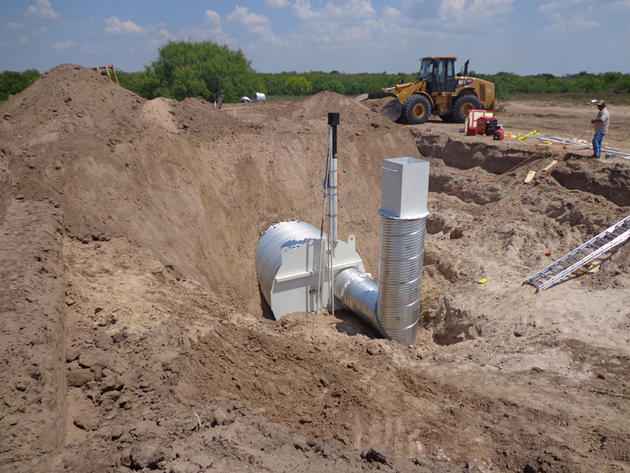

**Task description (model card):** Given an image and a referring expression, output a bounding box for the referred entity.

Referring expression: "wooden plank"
[524,170,536,183]
[543,160,558,171]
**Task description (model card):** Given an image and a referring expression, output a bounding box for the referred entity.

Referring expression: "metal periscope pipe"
[334,157,430,345]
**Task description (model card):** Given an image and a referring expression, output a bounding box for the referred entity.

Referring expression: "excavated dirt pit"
[1,65,630,473]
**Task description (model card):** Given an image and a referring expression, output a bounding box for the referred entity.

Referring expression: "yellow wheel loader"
[368,56,497,124]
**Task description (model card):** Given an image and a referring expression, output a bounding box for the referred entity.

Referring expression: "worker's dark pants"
[592,132,605,158]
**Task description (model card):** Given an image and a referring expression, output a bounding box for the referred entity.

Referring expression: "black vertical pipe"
[328,112,339,159]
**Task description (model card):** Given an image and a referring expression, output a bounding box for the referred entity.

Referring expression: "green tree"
[259,72,289,95]
[308,76,341,94]
[319,78,345,94]
[0,69,40,101]
[137,41,262,102]
[308,71,329,94]
[285,76,312,95]
[117,70,160,98]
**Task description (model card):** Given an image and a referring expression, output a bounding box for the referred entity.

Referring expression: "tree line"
[2,41,630,103]
[0,69,40,102]
[476,71,630,99]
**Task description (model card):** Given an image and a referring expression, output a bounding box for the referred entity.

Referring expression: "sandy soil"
[1,64,629,473]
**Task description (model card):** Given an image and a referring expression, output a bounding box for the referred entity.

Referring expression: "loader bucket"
[367,91,392,99]
[380,99,402,122]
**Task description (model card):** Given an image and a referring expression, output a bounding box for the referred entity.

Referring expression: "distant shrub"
[0,69,40,101]
[119,41,264,102]
[285,76,312,96]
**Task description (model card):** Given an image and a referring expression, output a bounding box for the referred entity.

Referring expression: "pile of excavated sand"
[1,64,629,473]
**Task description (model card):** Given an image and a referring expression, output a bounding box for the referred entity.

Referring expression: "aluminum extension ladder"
[524,214,630,292]
[92,65,119,85]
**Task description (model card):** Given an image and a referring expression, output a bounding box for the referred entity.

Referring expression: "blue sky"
[1,0,629,75]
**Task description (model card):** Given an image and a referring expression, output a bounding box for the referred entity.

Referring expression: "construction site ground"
[1,64,629,473]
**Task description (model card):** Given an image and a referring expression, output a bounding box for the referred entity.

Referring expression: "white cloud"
[141,24,177,51]
[205,10,221,25]
[535,1,603,32]
[290,0,421,53]
[439,0,514,24]
[384,6,402,18]
[104,16,144,34]
[264,0,290,7]
[546,13,598,32]
[80,42,108,57]
[227,6,271,27]
[478,0,514,21]
[538,1,560,12]
[439,0,466,20]
[204,10,233,45]
[314,34,332,45]
[227,6,284,45]
[400,0,428,7]
[53,40,75,51]
[34,26,48,35]
[293,0,319,19]
[26,0,60,20]
[469,0,508,6]
[210,27,234,45]
[18,36,29,46]
[7,22,25,31]
[293,0,376,20]
[340,26,368,43]
[349,0,377,17]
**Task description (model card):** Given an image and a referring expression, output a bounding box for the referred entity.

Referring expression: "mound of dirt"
[1,64,629,473]
[292,91,394,129]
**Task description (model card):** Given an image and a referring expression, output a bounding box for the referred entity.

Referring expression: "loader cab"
[418,56,457,93]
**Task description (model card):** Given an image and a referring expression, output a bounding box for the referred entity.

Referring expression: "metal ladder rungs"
[556,259,579,268]
[525,214,630,292]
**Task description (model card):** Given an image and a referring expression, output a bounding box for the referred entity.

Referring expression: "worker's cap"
[596,100,606,106]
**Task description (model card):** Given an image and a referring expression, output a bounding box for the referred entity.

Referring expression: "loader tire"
[403,95,431,124]
[451,95,482,123]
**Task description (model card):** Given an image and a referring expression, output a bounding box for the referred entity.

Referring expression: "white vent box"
[379,157,430,219]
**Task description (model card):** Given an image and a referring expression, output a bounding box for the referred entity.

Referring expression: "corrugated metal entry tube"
[377,215,427,346]
[255,221,322,307]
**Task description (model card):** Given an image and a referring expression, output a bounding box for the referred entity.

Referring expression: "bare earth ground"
[1,65,629,473]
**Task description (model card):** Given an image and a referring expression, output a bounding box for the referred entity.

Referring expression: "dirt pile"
[1,64,629,472]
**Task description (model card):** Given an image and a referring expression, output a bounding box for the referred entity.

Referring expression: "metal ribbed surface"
[376,215,426,345]
[334,267,382,335]
[255,221,322,307]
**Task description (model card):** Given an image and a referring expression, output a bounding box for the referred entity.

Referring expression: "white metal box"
[379,157,430,219]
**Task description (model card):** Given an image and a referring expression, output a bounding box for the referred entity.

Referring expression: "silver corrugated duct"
[334,157,429,345]
[376,216,426,345]
[375,157,430,346]
[334,267,382,335]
